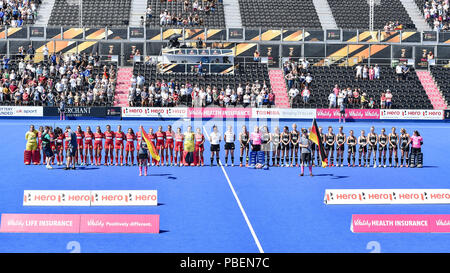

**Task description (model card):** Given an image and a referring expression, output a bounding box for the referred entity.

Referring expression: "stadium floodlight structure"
[67,0,82,27]
[368,0,381,32]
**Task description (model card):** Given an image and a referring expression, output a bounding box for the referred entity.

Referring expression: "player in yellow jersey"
[25,125,39,165]
[183,125,195,166]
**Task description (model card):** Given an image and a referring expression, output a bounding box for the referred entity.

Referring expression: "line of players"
[33,124,415,168]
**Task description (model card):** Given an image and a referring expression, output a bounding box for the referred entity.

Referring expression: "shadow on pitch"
[159,230,169,233]
[313,173,349,179]
[57,167,100,171]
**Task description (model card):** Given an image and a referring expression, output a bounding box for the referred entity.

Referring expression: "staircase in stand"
[416,70,447,110]
[268,69,290,108]
[114,67,133,107]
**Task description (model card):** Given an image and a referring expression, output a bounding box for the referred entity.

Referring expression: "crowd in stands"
[423,0,450,31]
[127,76,275,108]
[0,51,117,107]
[383,21,404,31]
[283,59,398,109]
[142,0,220,26]
[0,0,40,26]
[326,85,394,110]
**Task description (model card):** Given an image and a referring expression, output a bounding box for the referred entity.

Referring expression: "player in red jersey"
[49,126,56,165]
[84,126,94,165]
[64,127,70,154]
[37,126,44,164]
[165,125,175,166]
[75,125,84,165]
[155,126,166,166]
[148,127,156,166]
[174,127,184,166]
[135,127,142,164]
[104,125,114,166]
[125,128,136,166]
[55,127,65,165]
[114,125,126,166]
[94,126,104,166]
[194,127,205,166]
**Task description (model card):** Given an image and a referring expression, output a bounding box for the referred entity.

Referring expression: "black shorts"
[225,142,235,150]
[43,145,54,158]
[138,153,148,160]
[359,146,367,153]
[300,153,311,164]
[348,145,356,154]
[240,143,249,149]
[389,144,397,151]
[252,144,261,151]
[368,144,377,151]
[67,146,77,157]
[281,143,289,150]
[401,144,410,151]
[325,143,334,150]
[378,145,387,152]
[290,143,298,150]
[411,147,421,154]
[336,143,345,151]
[211,144,220,152]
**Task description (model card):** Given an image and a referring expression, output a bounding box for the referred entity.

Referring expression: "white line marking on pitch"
[203,126,264,253]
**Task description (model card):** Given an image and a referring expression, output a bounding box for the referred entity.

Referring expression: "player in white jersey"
[223,125,235,166]
[209,125,221,166]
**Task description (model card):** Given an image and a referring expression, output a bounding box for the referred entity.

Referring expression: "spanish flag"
[309,119,328,168]
[140,126,160,162]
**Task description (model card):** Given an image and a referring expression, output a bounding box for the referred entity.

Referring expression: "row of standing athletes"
[31,124,417,168]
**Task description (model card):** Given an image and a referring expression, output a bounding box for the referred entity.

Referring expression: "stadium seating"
[145,0,225,28]
[429,66,450,106]
[0,55,117,107]
[286,65,433,109]
[238,0,322,29]
[328,0,416,30]
[131,62,271,107]
[48,0,131,27]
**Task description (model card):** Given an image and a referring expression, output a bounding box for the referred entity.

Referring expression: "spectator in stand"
[253,50,260,62]
[328,90,336,109]
[305,73,312,88]
[146,6,152,21]
[368,96,375,108]
[380,92,386,109]
[362,65,368,80]
[353,88,360,106]
[288,86,299,107]
[374,64,380,80]
[369,65,375,80]
[268,91,275,108]
[301,86,310,104]
[285,72,295,90]
[395,63,403,82]
[401,63,410,81]
[337,90,345,108]
[385,89,393,109]
[360,92,367,109]
[355,64,362,81]
[346,87,353,105]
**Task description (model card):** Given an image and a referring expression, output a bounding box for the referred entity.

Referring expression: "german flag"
[309,119,328,168]
[140,126,160,162]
